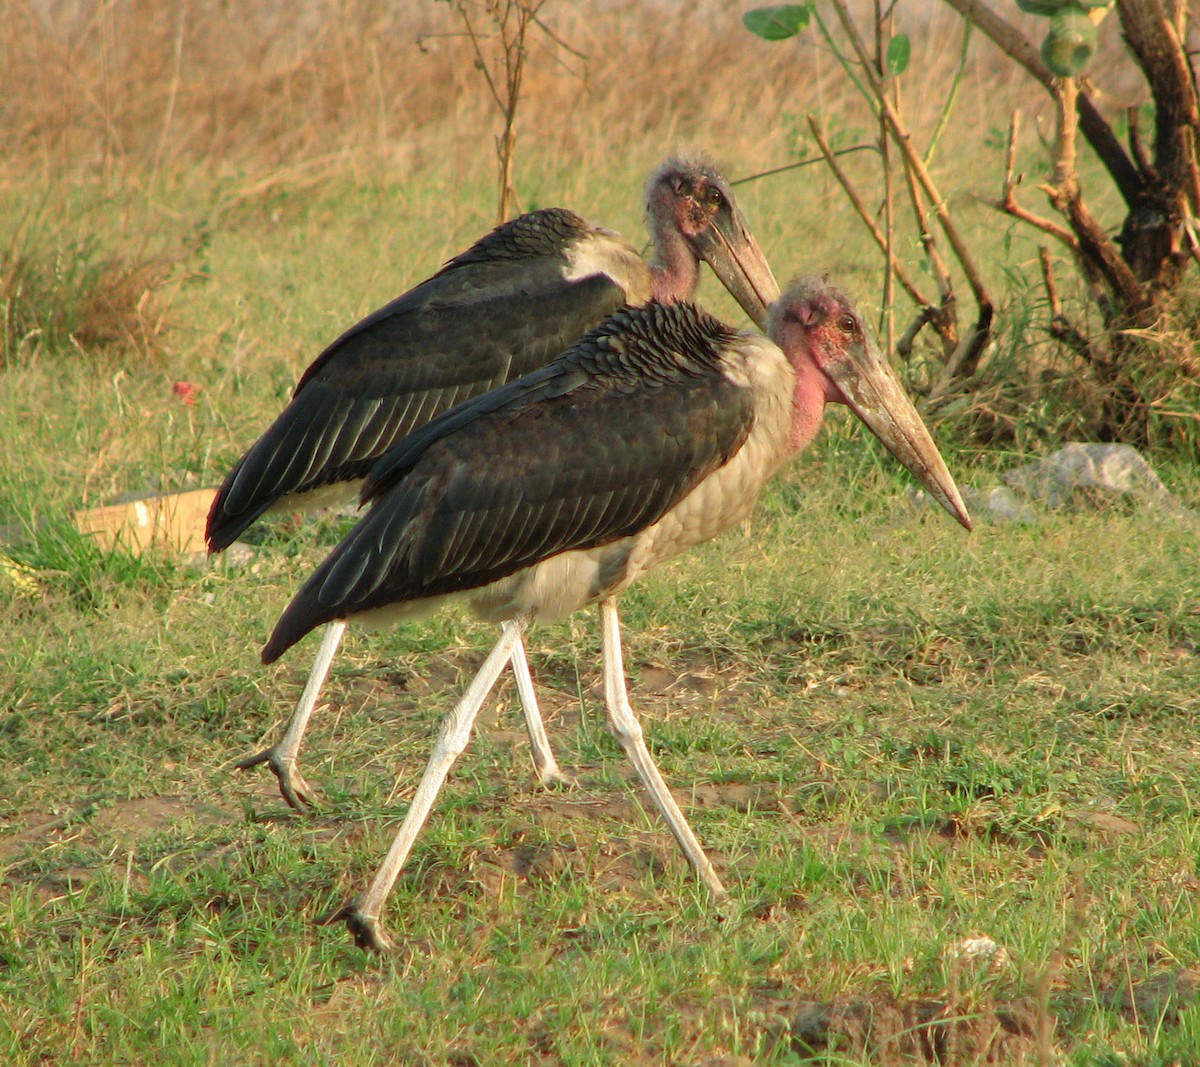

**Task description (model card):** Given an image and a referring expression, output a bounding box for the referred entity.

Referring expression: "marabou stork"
[207,155,780,810]
[262,278,973,952]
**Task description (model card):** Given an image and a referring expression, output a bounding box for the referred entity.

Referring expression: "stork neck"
[649,229,701,304]
[787,354,837,455]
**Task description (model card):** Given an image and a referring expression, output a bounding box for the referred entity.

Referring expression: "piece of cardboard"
[74,488,217,555]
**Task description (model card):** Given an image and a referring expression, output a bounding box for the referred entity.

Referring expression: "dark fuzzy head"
[643,151,737,242]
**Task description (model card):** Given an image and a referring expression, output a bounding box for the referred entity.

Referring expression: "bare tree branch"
[1116,0,1200,192]
[987,111,1081,251]
[940,0,1143,204]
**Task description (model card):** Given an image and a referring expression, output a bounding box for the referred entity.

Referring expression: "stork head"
[771,277,972,531]
[644,153,780,329]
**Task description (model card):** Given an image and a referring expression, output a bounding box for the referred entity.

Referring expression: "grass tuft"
[1,198,179,369]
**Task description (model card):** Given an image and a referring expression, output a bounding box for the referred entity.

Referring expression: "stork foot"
[318,902,393,953]
[535,766,579,790]
[234,747,320,812]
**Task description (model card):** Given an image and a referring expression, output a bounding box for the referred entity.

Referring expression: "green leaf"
[886,34,911,75]
[1017,0,1071,16]
[743,5,811,41]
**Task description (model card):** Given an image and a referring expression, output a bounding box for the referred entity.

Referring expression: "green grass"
[1,146,1199,1064]
[2,400,1198,1062]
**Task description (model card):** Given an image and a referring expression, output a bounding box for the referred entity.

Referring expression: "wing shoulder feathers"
[262,301,758,663]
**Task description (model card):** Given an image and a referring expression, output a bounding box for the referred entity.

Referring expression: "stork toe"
[235,746,321,812]
[318,902,394,954]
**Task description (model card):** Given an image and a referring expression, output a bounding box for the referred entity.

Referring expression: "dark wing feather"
[206,210,630,552]
[262,303,753,663]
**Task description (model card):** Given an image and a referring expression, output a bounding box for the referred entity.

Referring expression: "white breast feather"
[361,334,797,631]
[563,230,652,304]
[620,333,795,586]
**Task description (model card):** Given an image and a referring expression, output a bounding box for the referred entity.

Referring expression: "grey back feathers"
[207,208,632,552]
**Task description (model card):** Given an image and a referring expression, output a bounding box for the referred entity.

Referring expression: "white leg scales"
[326,614,532,952]
[509,634,575,788]
[598,598,727,899]
[236,618,347,810]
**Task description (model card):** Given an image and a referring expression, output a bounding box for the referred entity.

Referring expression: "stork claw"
[234,746,321,812]
[318,902,393,953]
[535,766,579,790]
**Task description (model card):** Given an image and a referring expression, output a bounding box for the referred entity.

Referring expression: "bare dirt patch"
[777,995,1043,1064]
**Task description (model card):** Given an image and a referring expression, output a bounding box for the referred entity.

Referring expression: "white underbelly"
[269,479,365,517]
[621,418,791,587]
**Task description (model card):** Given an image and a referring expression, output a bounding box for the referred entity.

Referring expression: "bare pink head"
[643,154,780,327]
[769,277,973,530]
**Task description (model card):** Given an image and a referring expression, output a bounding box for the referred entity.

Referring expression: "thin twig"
[807,114,927,309]
[1183,127,1200,215]
[457,5,505,112]
[988,111,1080,251]
[924,20,972,169]
[531,11,586,62]
[829,0,992,312]
[733,145,878,187]
[1126,105,1154,179]
[1040,246,1095,361]
[896,307,934,362]
[904,161,955,311]
[875,0,895,354]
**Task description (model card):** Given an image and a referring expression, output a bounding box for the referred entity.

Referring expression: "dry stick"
[1126,105,1154,179]
[903,161,955,318]
[1183,127,1200,214]
[875,0,895,357]
[989,111,1080,252]
[1039,246,1093,361]
[806,115,927,310]
[458,0,529,224]
[902,164,963,378]
[828,0,992,385]
[1182,127,1200,266]
[1046,79,1148,315]
[508,3,541,218]
[896,307,935,362]
[735,146,879,188]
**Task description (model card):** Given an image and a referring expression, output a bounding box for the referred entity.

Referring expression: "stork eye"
[705,186,724,208]
[837,314,857,333]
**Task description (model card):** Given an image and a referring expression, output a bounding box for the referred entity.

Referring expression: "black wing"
[263,303,754,663]
[206,210,630,551]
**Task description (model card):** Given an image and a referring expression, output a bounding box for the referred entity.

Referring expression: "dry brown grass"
[0,0,1083,185]
[0,197,182,368]
[2,0,1190,448]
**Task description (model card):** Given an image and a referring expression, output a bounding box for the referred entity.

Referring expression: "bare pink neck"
[649,229,701,303]
[786,343,842,455]
[788,372,829,454]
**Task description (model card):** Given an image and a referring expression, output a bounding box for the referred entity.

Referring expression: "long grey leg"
[236,618,347,810]
[509,634,575,787]
[324,613,531,952]
[598,598,727,899]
